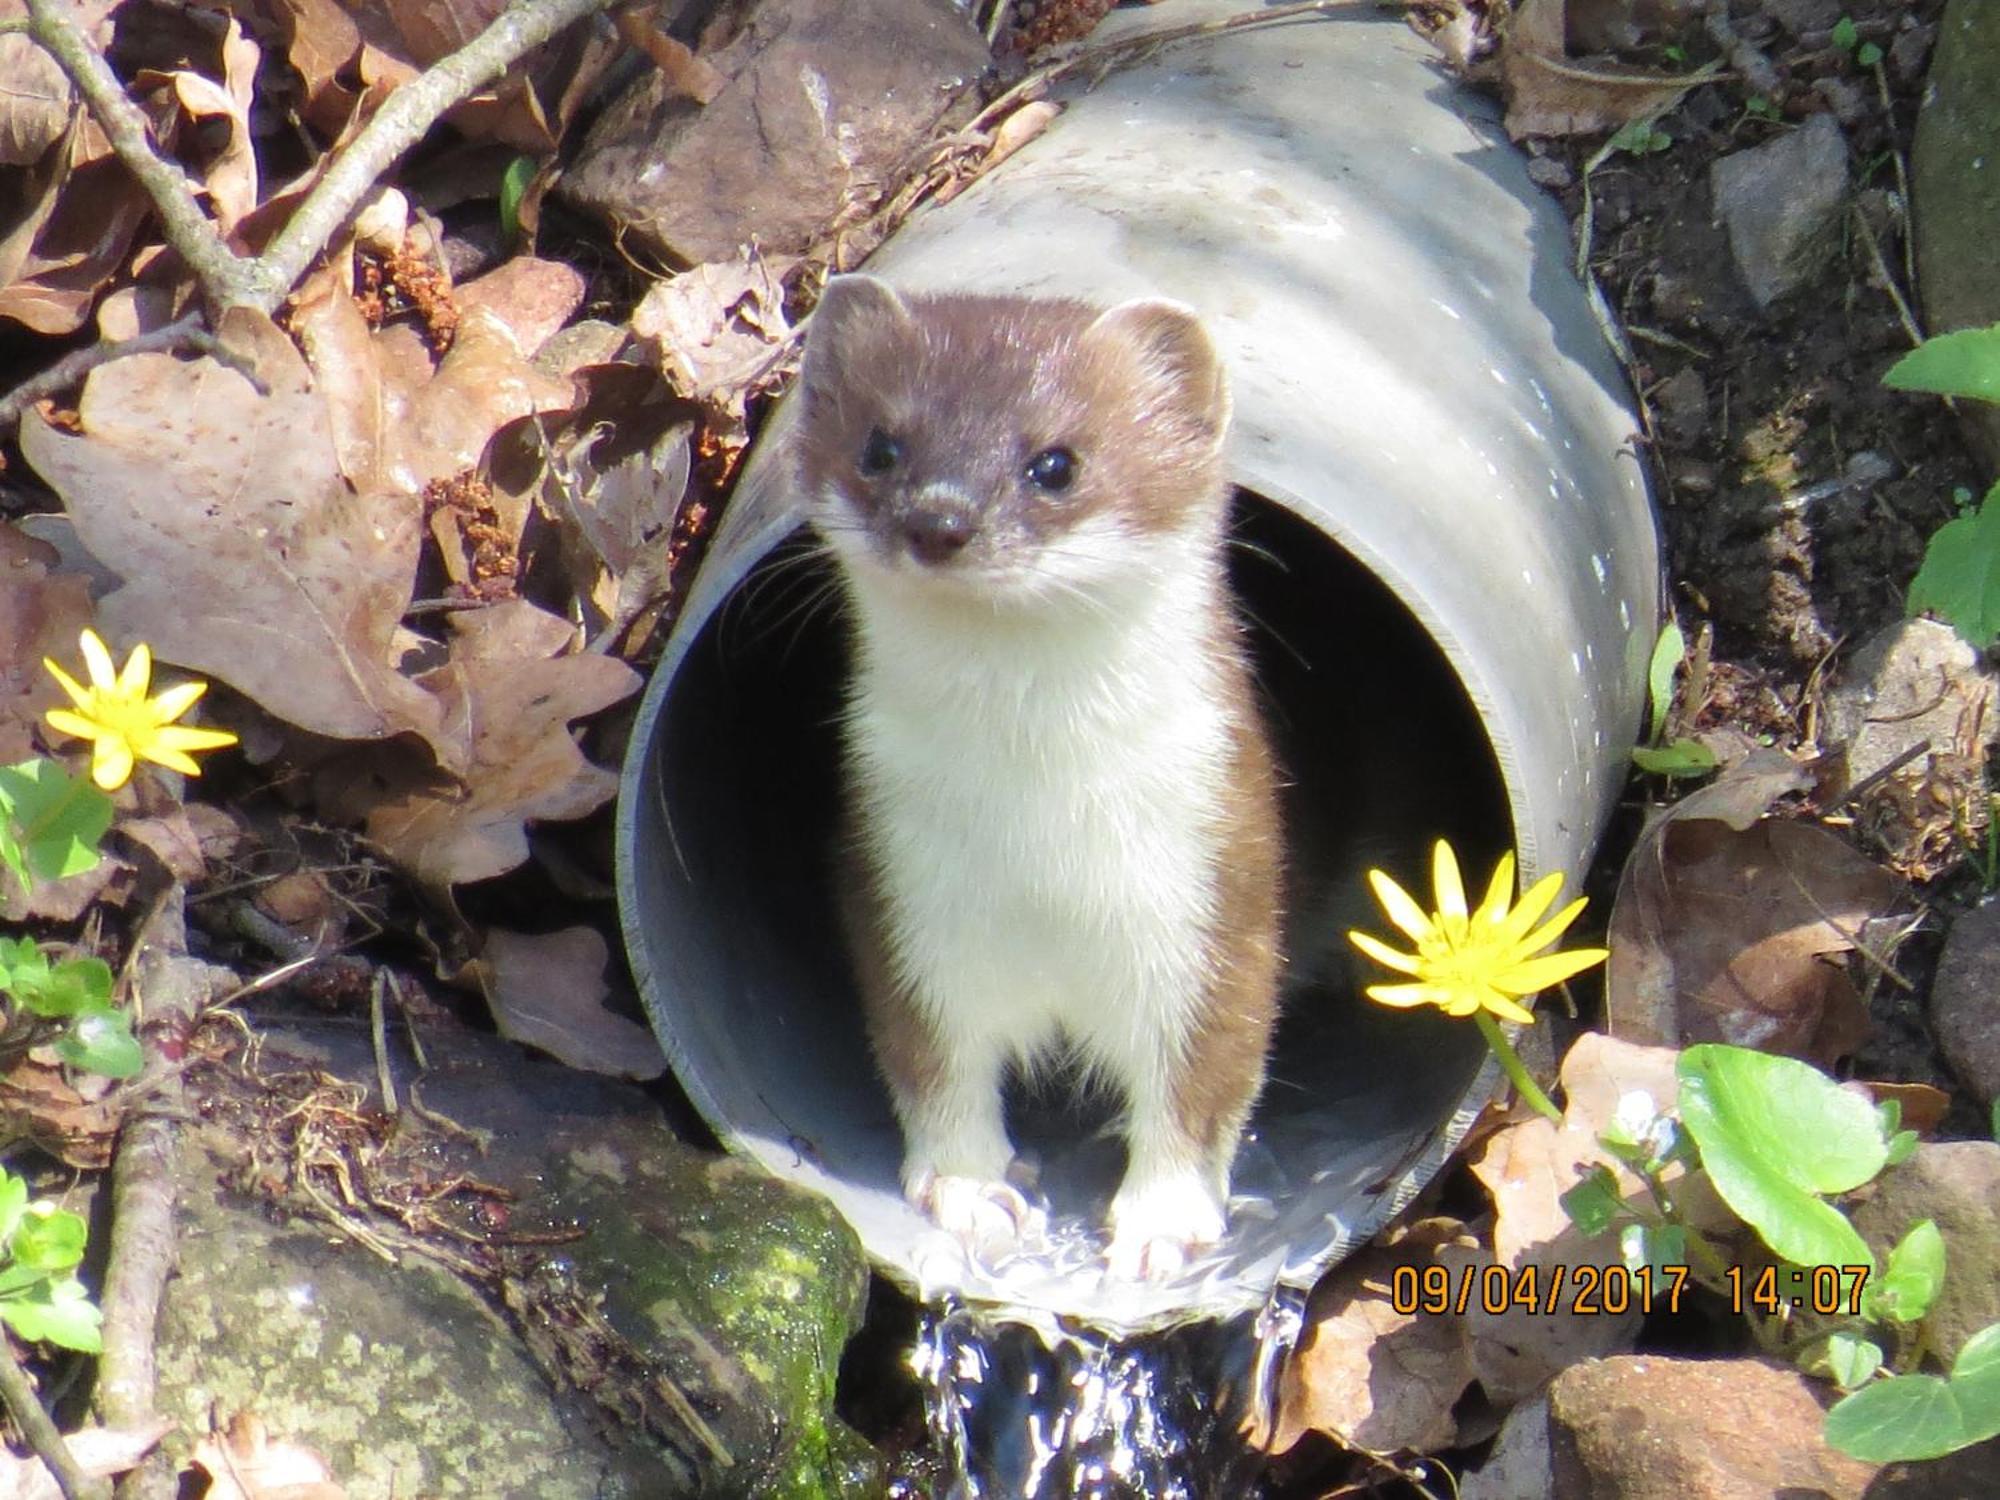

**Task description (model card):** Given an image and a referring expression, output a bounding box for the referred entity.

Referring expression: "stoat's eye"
[859,427,902,476]
[1024,446,1078,493]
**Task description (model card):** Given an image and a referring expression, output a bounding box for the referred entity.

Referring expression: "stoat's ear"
[799,275,917,412]
[1084,298,1231,453]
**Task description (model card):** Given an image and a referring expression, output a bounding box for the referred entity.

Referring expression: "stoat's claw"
[909,1171,1045,1259]
[1105,1170,1226,1282]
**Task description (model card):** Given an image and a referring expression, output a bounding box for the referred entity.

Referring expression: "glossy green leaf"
[1907,482,2000,646]
[0,1174,27,1246]
[10,955,113,1018]
[1825,1323,2000,1462]
[1884,325,2000,404]
[1865,1220,1945,1325]
[1631,739,1719,778]
[1803,1329,1884,1391]
[57,1009,143,1079]
[1645,620,1683,744]
[0,760,110,883]
[1561,1164,1624,1237]
[499,156,536,248]
[1677,1045,1883,1269]
[13,1205,86,1274]
[1619,1220,1685,1278]
[0,1276,101,1353]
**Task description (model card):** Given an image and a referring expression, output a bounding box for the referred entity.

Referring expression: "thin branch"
[0,1335,109,1500]
[0,317,264,438]
[23,0,254,309]
[248,0,620,310]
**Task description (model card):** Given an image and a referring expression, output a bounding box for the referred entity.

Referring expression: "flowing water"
[902,1284,1307,1499]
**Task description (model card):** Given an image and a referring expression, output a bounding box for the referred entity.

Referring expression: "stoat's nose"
[898,502,977,566]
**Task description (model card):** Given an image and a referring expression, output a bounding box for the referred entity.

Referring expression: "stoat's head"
[794,275,1233,605]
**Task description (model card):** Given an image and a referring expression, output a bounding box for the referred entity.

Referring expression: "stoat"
[794,275,1283,1279]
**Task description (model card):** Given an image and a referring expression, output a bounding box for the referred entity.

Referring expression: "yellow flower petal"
[78,629,118,691]
[1473,851,1517,927]
[1492,870,1567,948]
[1481,989,1537,1025]
[1368,868,1437,946]
[141,746,204,777]
[1515,895,1591,956]
[1365,982,1457,1009]
[1492,946,1611,996]
[116,640,152,697]
[43,709,104,743]
[148,680,207,721]
[149,724,238,754]
[1348,929,1422,975]
[42,659,91,710]
[1432,840,1468,942]
[90,737,134,791]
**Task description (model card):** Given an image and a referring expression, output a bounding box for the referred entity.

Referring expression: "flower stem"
[1473,1010,1563,1123]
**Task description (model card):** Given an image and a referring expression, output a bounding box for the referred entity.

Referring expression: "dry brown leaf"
[471,925,666,1078]
[1498,0,1714,140]
[0,1417,171,1500]
[18,308,460,767]
[144,16,261,233]
[191,1411,344,1500]
[1606,785,1903,1063]
[631,253,796,411]
[1264,1218,1478,1455]
[0,523,95,765]
[388,307,576,493]
[0,116,158,335]
[0,1058,124,1167]
[356,600,637,896]
[455,256,587,360]
[611,8,725,104]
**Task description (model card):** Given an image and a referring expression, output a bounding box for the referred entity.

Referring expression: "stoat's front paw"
[1105,1171,1226,1282]
[908,1170,1044,1258]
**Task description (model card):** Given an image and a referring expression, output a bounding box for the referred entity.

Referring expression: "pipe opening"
[623,492,1510,1309]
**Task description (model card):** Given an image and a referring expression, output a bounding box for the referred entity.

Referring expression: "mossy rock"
[1913,0,2000,469]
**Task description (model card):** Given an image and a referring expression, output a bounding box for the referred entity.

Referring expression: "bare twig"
[250,0,619,309]
[0,1334,110,1500]
[23,0,253,308]
[0,316,264,438]
[23,0,620,316]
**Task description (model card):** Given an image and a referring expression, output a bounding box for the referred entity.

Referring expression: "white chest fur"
[839,544,1236,1097]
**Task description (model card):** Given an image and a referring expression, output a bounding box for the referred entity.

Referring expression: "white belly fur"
[843,551,1233,1112]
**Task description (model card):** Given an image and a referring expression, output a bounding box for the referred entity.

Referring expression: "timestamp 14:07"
[1725,1263,1871,1316]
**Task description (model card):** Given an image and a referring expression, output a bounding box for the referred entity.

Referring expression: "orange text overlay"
[1391,1262,1688,1317]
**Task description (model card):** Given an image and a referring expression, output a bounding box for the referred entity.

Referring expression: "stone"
[1463,1356,1877,1500]
[1845,1141,2000,1364]
[1929,901,2000,1106]
[1711,112,1851,308]
[560,0,989,265]
[159,1022,877,1500]
[1912,0,2000,465]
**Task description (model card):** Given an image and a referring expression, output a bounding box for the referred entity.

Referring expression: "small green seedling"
[1831,16,1884,68]
[1889,325,2000,648]
[1629,620,1718,779]
[0,1168,102,1353]
[1559,1043,2000,1463]
[1607,119,1673,157]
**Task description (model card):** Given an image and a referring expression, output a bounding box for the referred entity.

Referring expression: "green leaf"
[13,1205,86,1274]
[0,760,110,884]
[1886,1129,1919,1166]
[1857,40,1883,66]
[56,1009,143,1079]
[1677,1045,1884,1269]
[1561,1164,1624,1236]
[1631,739,1719,778]
[1906,482,2000,645]
[0,1277,101,1353]
[1831,15,1859,50]
[11,955,113,1018]
[1645,620,1684,743]
[1619,1220,1685,1278]
[499,156,536,248]
[1884,325,2000,404]
[1990,1097,1999,1145]
[1802,1329,1885,1390]
[1825,1324,2000,1462]
[1865,1220,1945,1325]
[0,819,27,897]
[0,1173,27,1246]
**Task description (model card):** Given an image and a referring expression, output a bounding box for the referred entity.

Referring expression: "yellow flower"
[43,629,238,791]
[1348,840,1609,1025]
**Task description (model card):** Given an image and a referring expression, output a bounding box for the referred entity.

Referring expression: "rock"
[1711,112,1851,308]
[1526,155,1572,190]
[561,0,989,265]
[1820,618,1999,873]
[1652,366,1708,446]
[1761,0,1841,39]
[1868,1435,2000,1496]
[1845,1141,2000,1363]
[1929,901,2000,1106]
[1912,0,2000,466]
[1463,1356,1876,1500]
[160,1021,877,1499]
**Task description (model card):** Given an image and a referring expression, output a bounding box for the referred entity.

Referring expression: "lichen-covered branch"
[0,1335,109,1500]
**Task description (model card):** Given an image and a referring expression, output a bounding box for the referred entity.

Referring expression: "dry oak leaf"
[631,252,796,411]
[0,523,94,765]
[145,14,262,233]
[191,1411,344,1500]
[17,307,459,769]
[473,925,666,1079]
[0,1417,172,1500]
[360,599,637,896]
[1263,1218,1479,1456]
[1606,751,1903,1064]
[1498,0,1714,140]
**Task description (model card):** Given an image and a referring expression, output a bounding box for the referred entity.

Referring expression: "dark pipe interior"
[626,493,1509,1231]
